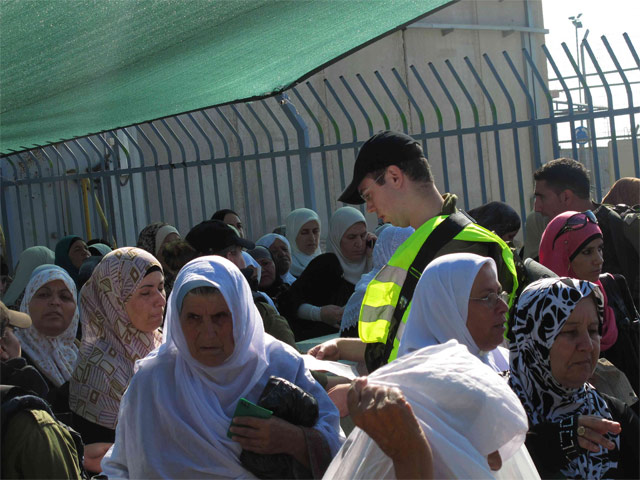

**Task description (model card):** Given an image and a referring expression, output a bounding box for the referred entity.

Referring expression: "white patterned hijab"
[17,264,79,387]
[509,277,619,479]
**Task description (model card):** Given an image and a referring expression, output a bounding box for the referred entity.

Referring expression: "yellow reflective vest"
[358,214,518,365]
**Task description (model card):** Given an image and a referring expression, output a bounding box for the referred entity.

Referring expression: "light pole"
[568,14,583,106]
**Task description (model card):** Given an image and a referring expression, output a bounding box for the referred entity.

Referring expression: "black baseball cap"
[186,220,254,255]
[338,131,423,204]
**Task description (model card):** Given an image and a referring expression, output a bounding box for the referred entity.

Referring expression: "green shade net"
[0,0,452,154]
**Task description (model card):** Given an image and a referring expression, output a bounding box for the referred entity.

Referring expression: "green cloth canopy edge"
[1,0,452,155]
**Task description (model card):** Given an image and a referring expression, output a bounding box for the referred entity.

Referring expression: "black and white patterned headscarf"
[509,277,619,479]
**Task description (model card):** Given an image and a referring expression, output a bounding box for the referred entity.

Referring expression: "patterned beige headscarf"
[17,264,79,387]
[69,247,163,430]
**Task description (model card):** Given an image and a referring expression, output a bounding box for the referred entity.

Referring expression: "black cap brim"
[338,178,365,205]
[238,237,255,250]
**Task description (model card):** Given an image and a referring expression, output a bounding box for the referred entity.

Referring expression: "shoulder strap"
[382,211,472,361]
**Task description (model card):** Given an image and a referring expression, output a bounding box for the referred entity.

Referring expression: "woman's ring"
[576,425,586,437]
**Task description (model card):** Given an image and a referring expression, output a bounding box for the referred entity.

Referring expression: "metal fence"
[2,33,639,268]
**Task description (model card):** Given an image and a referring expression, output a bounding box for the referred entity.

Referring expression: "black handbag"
[239,376,318,479]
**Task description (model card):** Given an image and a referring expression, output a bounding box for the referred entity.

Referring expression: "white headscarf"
[285,208,322,277]
[154,224,180,256]
[326,207,372,285]
[256,233,296,285]
[102,256,343,478]
[341,226,414,332]
[397,253,508,371]
[3,246,55,307]
[17,264,79,387]
[323,341,530,479]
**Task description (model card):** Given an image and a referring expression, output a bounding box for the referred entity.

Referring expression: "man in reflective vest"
[337,131,518,372]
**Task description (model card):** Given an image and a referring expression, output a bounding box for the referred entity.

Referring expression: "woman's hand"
[83,442,113,473]
[230,416,309,467]
[577,415,621,452]
[347,377,433,479]
[308,338,341,360]
[365,233,377,257]
[320,305,343,328]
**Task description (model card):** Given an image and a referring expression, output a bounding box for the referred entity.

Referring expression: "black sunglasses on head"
[552,210,598,248]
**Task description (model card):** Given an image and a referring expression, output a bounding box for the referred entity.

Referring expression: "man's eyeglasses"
[469,291,510,309]
[552,210,598,248]
[359,171,386,203]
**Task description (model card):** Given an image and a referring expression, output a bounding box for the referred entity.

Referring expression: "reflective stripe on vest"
[358,215,518,352]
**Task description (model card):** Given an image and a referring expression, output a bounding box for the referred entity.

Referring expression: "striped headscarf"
[69,247,163,430]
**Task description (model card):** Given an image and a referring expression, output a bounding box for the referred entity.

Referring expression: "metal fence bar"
[445,59,487,204]
[410,64,450,194]
[375,71,408,133]
[561,42,602,198]
[231,103,265,236]
[291,86,332,218]
[59,142,85,236]
[464,56,506,202]
[260,99,294,219]
[340,76,374,137]
[160,119,193,230]
[428,61,470,209]
[503,51,542,171]
[134,125,165,223]
[70,139,100,240]
[277,93,316,211]
[391,67,427,154]
[186,112,216,219]
[543,45,579,161]
[2,158,26,253]
[121,128,152,222]
[83,137,117,245]
[26,151,49,245]
[246,102,276,233]
[522,49,560,159]
[583,40,619,179]
[175,115,207,222]
[357,74,390,131]
[110,132,143,238]
[38,147,63,246]
[482,53,528,225]
[148,123,180,230]
[94,136,127,242]
[306,81,347,190]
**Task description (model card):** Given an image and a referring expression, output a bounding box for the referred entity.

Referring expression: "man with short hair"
[186,219,254,269]
[533,157,639,306]
[335,131,518,371]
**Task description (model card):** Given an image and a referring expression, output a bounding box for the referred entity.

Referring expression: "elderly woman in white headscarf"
[279,207,375,341]
[16,264,79,414]
[397,252,511,370]
[101,256,343,478]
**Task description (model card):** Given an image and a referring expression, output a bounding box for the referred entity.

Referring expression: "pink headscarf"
[539,211,617,351]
